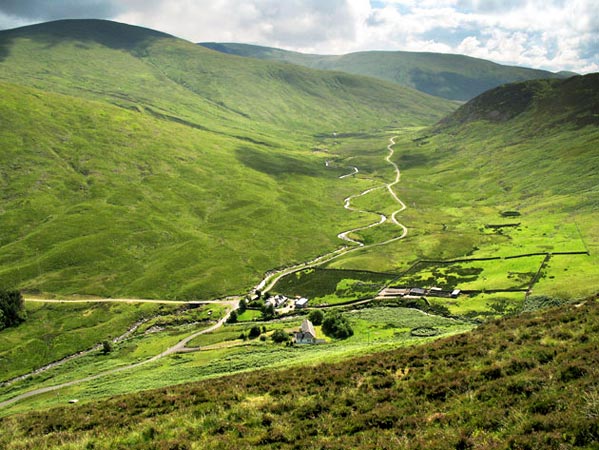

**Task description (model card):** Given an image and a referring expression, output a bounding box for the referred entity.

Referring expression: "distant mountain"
[0,20,454,134]
[0,19,455,299]
[200,42,570,101]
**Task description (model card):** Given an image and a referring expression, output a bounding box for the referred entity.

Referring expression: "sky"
[0,0,597,73]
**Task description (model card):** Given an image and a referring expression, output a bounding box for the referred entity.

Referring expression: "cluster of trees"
[0,290,26,331]
[321,312,353,339]
[227,298,354,342]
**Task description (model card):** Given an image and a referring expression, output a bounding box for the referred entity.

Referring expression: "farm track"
[0,300,238,409]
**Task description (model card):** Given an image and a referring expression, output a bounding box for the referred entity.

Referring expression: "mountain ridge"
[200,42,570,101]
[0,19,455,133]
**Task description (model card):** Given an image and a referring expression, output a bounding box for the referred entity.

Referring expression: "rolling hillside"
[0,20,454,133]
[325,74,598,302]
[201,42,568,101]
[0,19,455,299]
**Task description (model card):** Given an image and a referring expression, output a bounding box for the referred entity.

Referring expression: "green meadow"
[0,304,471,417]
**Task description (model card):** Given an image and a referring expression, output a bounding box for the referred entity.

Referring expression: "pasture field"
[0,306,471,417]
[317,115,597,303]
[271,268,394,306]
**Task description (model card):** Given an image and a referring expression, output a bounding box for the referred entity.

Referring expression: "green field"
[272,268,395,305]
[0,305,471,416]
[322,76,598,303]
[0,301,183,382]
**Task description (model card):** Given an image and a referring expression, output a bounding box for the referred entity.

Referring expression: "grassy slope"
[0,301,182,381]
[325,74,598,303]
[0,305,472,417]
[0,20,455,299]
[0,20,452,131]
[2,299,597,449]
[200,42,566,101]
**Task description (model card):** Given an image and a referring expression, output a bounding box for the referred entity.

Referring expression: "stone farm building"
[294,319,324,344]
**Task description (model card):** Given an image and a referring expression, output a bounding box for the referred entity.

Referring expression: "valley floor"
[1,130,596,420]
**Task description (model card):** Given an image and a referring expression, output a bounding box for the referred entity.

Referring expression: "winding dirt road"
[257,136,408,293]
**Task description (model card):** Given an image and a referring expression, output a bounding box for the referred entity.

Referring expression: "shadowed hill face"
[199,42,568,101]
[0,20,455,134]
[0,19,172,54]
[438,74,599,129]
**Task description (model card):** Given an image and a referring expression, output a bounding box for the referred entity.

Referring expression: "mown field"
[271,268,395,305]
[1,299,596,449]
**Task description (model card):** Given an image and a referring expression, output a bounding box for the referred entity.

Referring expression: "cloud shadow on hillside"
[235,146,322,179]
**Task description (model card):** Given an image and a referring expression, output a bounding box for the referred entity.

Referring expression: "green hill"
[317,74,598,306]
[200,42,569,101]
[439,74,599,128]
[2,299,597,448]
[0,20,455,299]
[0,20,453,133]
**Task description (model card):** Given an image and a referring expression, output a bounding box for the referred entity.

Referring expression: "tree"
[308,309,324,326]
[271,329,289,343]
[227,310,238,324]
[0,289,26,330]
[261,303,275,320]
[238,298,247,314]
[101,340,113,354]
[248,325,261,339]
[322,312,354,339]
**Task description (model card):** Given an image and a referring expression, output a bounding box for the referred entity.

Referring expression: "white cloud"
[0,0,596,73]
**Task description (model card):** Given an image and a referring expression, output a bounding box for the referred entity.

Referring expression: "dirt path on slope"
[0,300,238,409]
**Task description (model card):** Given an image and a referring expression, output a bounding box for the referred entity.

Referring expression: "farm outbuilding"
[295,297,309,308]
[294,319,317,344]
